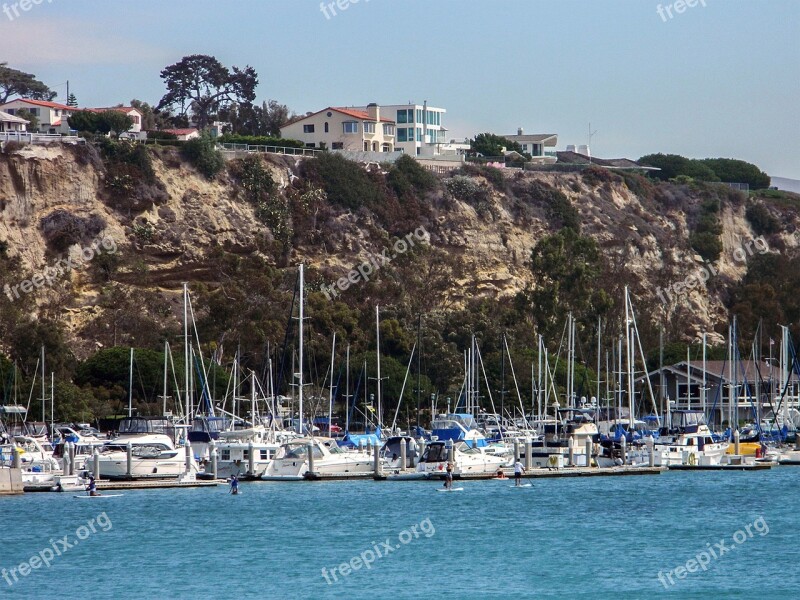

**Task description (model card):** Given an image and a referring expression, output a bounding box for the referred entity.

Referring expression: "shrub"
[218,134,304,149]
[582,166,619,186]
[39,210,106,252]
[300,152,385,210]
[387,155,438,198]
[745,203,780,235]
[182,135,224,179]
[460,163,505,190]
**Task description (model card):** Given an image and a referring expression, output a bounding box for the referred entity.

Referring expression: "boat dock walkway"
[668,463,773,471]
[374,465,667,481]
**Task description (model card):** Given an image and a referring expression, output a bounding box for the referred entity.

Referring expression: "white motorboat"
[92,417,196,479]
[416,440,507,477]
[261,437,375,480]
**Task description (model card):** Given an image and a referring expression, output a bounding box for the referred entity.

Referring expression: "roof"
[0,110,29,124]
[2,98,74,111]
[91,106,141,114]
[505,133,558,145]
[284,106,395,128]
[641,359,799,385]
[161,128,198,136]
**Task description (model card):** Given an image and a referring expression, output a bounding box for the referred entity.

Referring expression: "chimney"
[517,127,524,136]
[367,102,380,123]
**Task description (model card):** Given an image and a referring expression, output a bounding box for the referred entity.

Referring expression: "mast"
[416,315,422,428]
[500,332,506,421]
[162,340,169,416]
[41,345,45,424]
[537,335,543,421]
[183,282,190,424]
[50,372,54,437]
[128,347,134,417]
[250,370,256,426]
[328,333,336,437]
[232,348,238,421]
[375,306,382,430]
[298,264,305,435]
[686,345,691,411]
[625,287,635,428]
[596,316,602,409]
[702,333,707,419]
[344,344,351,433]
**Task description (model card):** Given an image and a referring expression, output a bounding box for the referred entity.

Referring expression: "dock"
[374,466,666,481]
[0,468,23,496]
[667,463,772,471]
[96,479,221,490]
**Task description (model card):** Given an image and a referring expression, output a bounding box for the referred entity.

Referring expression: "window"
[416,127,422,142]
[132,116,140,125]
[397,128,407,142]
[305,143,316,148]
[343,121,358,134]
[332,142,343,149]
[221,449,231,460]
[416,109,422,122]
[324,122,329,133]
[363,122,375,134]
[5,109,14,115]
[326,111,333,117]
[303,124,315,133]
[383,124,394,136]
[397,110,407,124]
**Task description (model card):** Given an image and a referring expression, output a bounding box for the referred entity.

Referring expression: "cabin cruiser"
[92,417,197,479]
[626,413,729,466]
[416,440,507,477]
[261,437,375,480]
[430,414,488,448]
[380,436,420,470]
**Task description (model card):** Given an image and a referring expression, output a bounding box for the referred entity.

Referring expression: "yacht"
[261,437,374,480]
[92,417,197,479]
[416,440,507,477]
[430,413,488,448]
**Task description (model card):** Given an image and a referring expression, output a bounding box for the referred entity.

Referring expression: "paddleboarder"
[444,461,454,490]
[87,476,100,497]
[513,459,526,487]
[230,474,239,495]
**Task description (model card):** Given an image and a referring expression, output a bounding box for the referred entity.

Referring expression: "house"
[90,106,144,134]
[0,98,76,134]
[0,110,28,133]
[637,360,799,428]
[280,105,396,152]
[503,129,558,164]
[159,128,200,141]
[350,103,447,156]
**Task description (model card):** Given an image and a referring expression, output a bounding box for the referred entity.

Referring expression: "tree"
[129,99,171,131]
[0,63,55,104]
[66,93,78,107]
[68,111,133,136]
[638,153,717,181]
[470,133,523,157]
[15,108,38,132]
[102,111,134,136]
[156,54,258,130]
[699,158,770,190]
[260,99,292,137]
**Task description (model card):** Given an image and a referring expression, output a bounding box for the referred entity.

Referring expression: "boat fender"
[548,455,558,468]
[687,453,697,466]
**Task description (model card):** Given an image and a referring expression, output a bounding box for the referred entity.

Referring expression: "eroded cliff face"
[0,143,794,357]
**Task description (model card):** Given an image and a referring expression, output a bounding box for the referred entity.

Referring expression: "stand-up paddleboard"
[73,494,124,499]
[437,487,464,492]
[510,483,532,488]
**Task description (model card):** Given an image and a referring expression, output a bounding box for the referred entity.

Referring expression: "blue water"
[1,469,798,599]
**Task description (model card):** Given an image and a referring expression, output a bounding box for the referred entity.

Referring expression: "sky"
[1,0,798,178]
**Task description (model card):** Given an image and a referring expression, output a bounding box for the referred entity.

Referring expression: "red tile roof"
[333,107,394,123]
[4,98,74,111]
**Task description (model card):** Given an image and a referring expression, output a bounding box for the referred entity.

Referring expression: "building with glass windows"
[352,103,447,157]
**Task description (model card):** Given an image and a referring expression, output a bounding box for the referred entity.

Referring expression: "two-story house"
[280,105,396,152]
[352,103,447,157]
[0,98,76,134]
[90,106,145,136]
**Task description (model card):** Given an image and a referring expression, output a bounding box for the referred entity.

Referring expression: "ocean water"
[1,468,798,599]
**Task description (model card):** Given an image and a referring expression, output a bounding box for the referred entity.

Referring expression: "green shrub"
[300,152,385,210]
[745,203,780,235]
[387,155,438,198]
[182,135,224,179]
[218,134,304,149]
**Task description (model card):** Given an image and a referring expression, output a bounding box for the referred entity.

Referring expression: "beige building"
[0,110,28,133]
[280,105,396,152]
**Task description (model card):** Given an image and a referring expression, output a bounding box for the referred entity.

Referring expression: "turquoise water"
[2,469,798,599]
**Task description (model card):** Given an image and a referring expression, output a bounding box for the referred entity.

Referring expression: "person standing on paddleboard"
[230,474,239,495]
[513,459,526,487]
[444,461,454,490]
[87,476,100,497]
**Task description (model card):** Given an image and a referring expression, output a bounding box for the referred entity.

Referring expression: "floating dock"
[667,463,772,471]
[374,466,666,481]
[0,468,23,496]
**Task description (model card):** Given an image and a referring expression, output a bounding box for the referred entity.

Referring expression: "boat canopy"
[339,432,381,449]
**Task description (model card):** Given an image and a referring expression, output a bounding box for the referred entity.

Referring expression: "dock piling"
[525,439,532,470]
[373,444,381,477]
[126,442,133,478]
[210,441,218,480]
[400,438,407,472]
[734,429,740,456]
[248,442,255,476]
[93,449,100,479]
[585,438,592,468]
[568,437,575,467]
[621,437,627,465]
[307,443,315,475]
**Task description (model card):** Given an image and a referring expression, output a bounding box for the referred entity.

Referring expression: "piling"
[62,442,71,476]
[648,437,655,468]
[210,442,218,480]
[620,437,627,465]
[734,429,740,456]
[11,444,21,469]
[126,442,133,478]
[525,439,532,470]
[68,442,76,476]
[373,444,381,477]
[307,443,315,474]
[400,438,408,471]
[248,442,255,476]
[185,441,193,473]
[419,439,426,461]
[93,449,100,479]
[367,440,372,455]
[585,438,593,468]
[568,437,575,467]
[448,444,455,465]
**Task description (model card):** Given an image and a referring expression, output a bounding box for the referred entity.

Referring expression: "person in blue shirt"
[87,476,99,496]
[230,474,239,495]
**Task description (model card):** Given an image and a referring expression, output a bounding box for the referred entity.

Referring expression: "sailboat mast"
[163,340,169,416]
[625,287,634,427]
[128,347,134,417]
[41,345,45,424]
[298,264,305,435]
[375,306,381,430]
[183,282,190,424]
[328,333,336,436]
[345,344,350,433]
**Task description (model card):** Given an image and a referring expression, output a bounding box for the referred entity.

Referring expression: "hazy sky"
[2,0,798,177]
